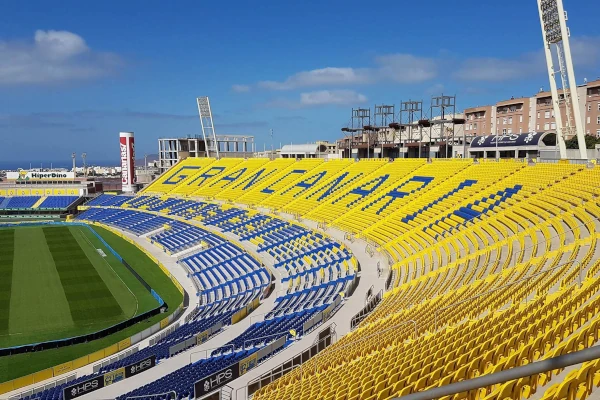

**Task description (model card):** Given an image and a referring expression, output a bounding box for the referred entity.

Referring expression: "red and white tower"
[119,131,136,192]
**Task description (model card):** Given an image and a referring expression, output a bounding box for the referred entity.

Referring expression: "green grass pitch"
[0,224,183,383]
[0,224,154,349]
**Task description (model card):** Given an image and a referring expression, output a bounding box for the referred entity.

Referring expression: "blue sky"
[1,0,599,165]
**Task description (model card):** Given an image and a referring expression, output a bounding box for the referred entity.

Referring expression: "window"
[545,111,550,119]
[519,128,522,134]
[537,124,540,130]
[588,104,592,112]
[598,103,600,111]
[502,117,507,124]
[502,129,507,134]
[519,115,523,123]
[551,110,555,118]
[508,117,513,124]
[597,130,600,138]
[597,116,600,125]
[588,116,591,124]
[507,128,512,134]
[497,118,500,125]
[551,122,556,129]
[544,123,550,130]
[537,112,540,119]
[473,123,478,130]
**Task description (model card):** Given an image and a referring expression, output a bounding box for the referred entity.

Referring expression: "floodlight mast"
[537,0,586,159]
[197,97,220,159]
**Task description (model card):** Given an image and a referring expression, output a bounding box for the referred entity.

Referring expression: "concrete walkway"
[227,210,388,400]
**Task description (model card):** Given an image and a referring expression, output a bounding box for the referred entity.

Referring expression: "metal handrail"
[246,329,337,398]
[434,259,581,330]
[189,343,235,364]
[396,345,600,400]
[126,391,176,400]
[243,331,290,350]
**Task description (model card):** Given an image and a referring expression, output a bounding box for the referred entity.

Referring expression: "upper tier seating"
[63,158,600,400]
[0,195,80,210]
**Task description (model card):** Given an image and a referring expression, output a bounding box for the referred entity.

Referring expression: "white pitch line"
[76,226,139,318]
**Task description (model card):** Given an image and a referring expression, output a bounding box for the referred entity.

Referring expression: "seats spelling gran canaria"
[55,157,600,399]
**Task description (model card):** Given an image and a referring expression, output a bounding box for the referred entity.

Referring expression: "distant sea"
[0,160,119,170]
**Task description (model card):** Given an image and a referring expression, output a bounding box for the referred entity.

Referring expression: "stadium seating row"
[133,158,600,399]
[41,158,600,400]
[0,195,79,210]
[62,198,355,400]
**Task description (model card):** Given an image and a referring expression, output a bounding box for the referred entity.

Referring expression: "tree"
[565,135,600,149]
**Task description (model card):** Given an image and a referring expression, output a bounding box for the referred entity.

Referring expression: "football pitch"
[0,224,156,349]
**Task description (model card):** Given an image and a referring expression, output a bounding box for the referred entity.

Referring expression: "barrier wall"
[62,355,156,400]
[302,295,343,334]
[230,298,261,325]
[193,335,288,398]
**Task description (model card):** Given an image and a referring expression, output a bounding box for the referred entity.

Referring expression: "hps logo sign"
[63,376,104,400]
[125,355,156,378]
[194,362,240,397]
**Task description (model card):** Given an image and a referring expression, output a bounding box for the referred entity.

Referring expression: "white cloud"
[231,84,251,93]
[300,90,367,106]
[375,54,438,84]
[570,36,600,68]
[258,67,372,90]
[263,90,367,109]
[426,83,446,95]
[454,36,600,82]
[0,30,123,85]
[242,54,438,91]
[454,51,544,82]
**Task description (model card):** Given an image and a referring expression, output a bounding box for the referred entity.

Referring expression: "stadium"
[2,1,600,400]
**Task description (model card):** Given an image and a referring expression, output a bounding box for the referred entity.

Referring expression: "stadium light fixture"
[540,0,563,44]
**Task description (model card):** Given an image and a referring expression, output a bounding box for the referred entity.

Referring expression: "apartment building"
[464,79,600,139]
[464,106,493,136]
[495,97,531,135]
[582,79,600,138]
[534,90,570,133]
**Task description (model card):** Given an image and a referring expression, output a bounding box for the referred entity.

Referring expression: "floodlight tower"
[197,96,219,159]
[537,0,586,159]
[71,152,76,173]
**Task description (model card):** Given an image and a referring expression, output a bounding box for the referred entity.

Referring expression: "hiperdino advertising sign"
[6,171,75,181]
